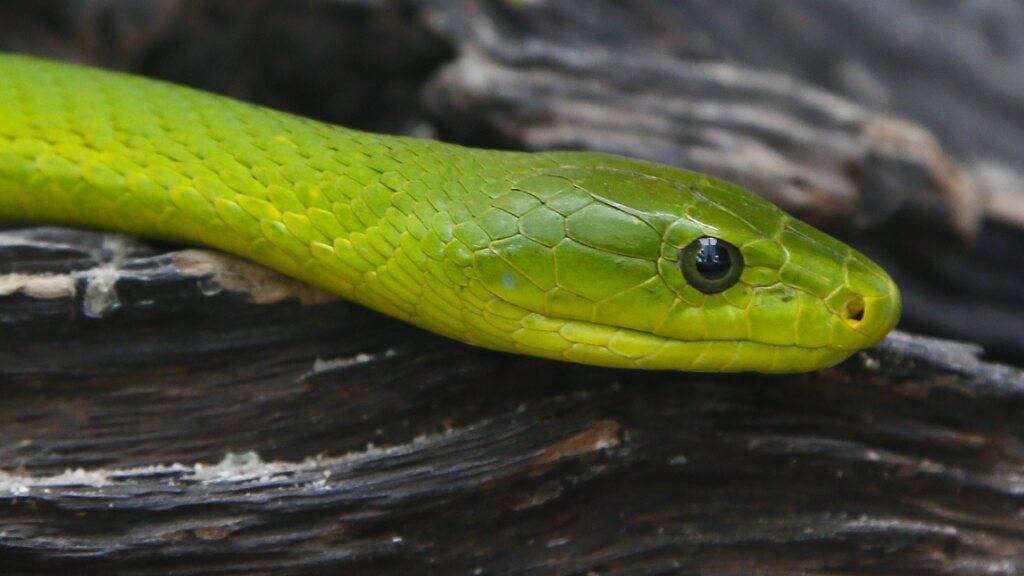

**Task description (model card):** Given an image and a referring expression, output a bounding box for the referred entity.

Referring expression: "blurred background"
[1,0,1022,364]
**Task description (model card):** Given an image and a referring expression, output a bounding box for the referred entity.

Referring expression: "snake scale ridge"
[0,54,900,372]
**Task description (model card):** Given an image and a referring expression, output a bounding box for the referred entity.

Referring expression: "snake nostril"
[845,295,866,323]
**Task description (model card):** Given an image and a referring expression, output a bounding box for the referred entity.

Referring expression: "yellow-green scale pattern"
[0,54,901,372]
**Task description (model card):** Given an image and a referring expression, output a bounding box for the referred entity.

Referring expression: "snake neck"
[0,54,554,347]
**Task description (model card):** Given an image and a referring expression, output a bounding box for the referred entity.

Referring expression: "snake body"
[0,54,900,372]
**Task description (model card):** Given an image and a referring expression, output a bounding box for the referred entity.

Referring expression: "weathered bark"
[2,1,1024,575]
[3,229,1024,576]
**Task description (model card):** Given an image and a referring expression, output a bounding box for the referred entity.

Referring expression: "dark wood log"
[3,230,1024,575]
[2,1,1024,575]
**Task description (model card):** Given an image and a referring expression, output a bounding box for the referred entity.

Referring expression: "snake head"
[470,152,900,372]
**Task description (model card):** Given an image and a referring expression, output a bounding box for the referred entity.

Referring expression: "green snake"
[0,54,900,373]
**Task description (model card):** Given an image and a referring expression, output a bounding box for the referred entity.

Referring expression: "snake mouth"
[498,267,901,373]
[492,269,901,373]
[506,312,856,373]
[479,253,901,373]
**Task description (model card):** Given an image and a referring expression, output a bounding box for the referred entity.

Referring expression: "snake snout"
[861,280,902,346]
[840,255,902,348]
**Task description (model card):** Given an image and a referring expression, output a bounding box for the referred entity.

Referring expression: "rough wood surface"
[4,230,1024,576]
[2,1,1024,575]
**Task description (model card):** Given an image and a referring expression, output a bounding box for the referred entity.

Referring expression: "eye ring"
[679,237,744,294]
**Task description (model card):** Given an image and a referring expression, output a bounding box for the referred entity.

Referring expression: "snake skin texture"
[0,54,900,372]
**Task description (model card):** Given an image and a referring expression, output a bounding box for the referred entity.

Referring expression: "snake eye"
[679,237,744,294]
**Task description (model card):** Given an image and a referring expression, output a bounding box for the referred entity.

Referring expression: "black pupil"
[694,238,731,279]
